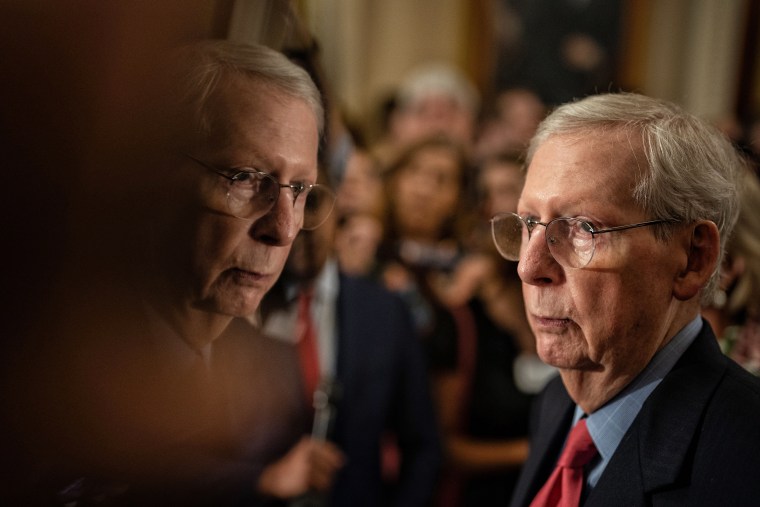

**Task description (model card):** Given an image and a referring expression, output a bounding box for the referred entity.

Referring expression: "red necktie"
[296,289,320,405]
[530,418,598,507]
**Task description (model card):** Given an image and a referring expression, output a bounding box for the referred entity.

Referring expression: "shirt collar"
[576,315,702,464]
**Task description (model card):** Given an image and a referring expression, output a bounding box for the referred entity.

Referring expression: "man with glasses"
[5,41,341,505]
[497,93,760,507]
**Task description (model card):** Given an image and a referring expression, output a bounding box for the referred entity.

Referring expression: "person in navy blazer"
[331,268,442,507]
[259,203,442,507]
[489,92,760,507]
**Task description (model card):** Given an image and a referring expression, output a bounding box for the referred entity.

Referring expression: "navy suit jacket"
[329,273,442,507]
[510,320,760,507]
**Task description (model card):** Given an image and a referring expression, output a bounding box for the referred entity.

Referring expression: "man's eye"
[579,221,595,233]
[231,172,254,182]
[289,182,308,197]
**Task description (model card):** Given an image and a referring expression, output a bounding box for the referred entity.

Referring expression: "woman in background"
[379,138,543,506]
[703,166,760,375]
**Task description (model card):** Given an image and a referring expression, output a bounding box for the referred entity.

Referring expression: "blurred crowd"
[250,53,559,505]
[269,19,760,505]
[259,22,760,503]
[2,1,759,506]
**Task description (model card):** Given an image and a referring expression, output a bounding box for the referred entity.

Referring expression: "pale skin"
[391,144,462,242]
[518,130,720,414]
[151,77,319,349]
[148,76,345,495]
[257,437,346,498]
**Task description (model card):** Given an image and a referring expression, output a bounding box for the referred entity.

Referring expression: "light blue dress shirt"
[571,315,703,490]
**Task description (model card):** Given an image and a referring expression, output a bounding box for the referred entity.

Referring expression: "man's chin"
[540,353,604,374]
[201,289,264,318]
[536,343,601,372]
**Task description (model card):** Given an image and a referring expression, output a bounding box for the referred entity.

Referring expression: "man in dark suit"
[489,92,760,507]
[1,40,337,505]
[259,199,442,507]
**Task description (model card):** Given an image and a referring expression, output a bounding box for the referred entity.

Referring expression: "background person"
[260,180,442,507]
[473,88,546,163]
[371,64,480,167]
[702,166,760,375]
[432,151,551,507]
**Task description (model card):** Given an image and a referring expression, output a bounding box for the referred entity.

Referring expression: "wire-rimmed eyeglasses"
[490,212,674,268]
[185,154,336,230]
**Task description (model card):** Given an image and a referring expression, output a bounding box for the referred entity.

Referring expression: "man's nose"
[251,190,301,246]
[517,226,563,286]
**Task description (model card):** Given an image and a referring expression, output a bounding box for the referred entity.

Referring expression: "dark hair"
[380,135,474,259]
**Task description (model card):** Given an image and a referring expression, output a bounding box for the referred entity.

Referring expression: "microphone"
[311,377,342,442]
[289,377,343,507]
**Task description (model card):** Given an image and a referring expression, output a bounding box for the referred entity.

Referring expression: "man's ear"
[673,220,720,301]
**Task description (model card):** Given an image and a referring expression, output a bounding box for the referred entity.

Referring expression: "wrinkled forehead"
[520,131,645,216]
[201,78,281,140]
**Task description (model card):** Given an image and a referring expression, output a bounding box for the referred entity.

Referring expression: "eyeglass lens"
[491,214,595,268]
[225,173,335,230]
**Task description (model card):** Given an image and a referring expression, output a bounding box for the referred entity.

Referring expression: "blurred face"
[518,132,683,384]
[497,90,545,142]
[392,145,462,241]
[394,95,475,147]
[480,159,523,217]
[335,214,383,276]
[165,77,319,317]
[335,150,383,216]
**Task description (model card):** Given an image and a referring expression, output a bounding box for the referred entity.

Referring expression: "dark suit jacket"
[328,273,442,507]
[510,320,760,507]
[2,295,306,506]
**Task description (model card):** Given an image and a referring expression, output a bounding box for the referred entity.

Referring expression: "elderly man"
[4,41,343,505]
[489,93,760,507]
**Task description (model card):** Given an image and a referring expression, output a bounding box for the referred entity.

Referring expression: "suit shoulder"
[711,360,760,413]
[339,273,407,310]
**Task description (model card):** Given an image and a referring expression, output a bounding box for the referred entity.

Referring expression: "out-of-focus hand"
[257,437,345,499]
[429,254,492,308]
[382,262,414,292]
[309,438,346,492]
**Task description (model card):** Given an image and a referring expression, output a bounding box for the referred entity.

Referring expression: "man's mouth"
[229,267,267,285]
[533,315,573,329]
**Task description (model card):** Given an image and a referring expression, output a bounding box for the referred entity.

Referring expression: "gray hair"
[526,92,744,303]
[171,40,324,143]
[396,62,480,113]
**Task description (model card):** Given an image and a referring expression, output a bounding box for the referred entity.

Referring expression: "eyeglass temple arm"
[183,153,238,181]
[591,219,673,235]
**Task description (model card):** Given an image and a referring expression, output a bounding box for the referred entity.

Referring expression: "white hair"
[527,92,744,302]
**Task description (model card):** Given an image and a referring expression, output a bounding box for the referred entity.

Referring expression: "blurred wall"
[643,0,748,120]
[237,0,755,135]
[297,0,471,134]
